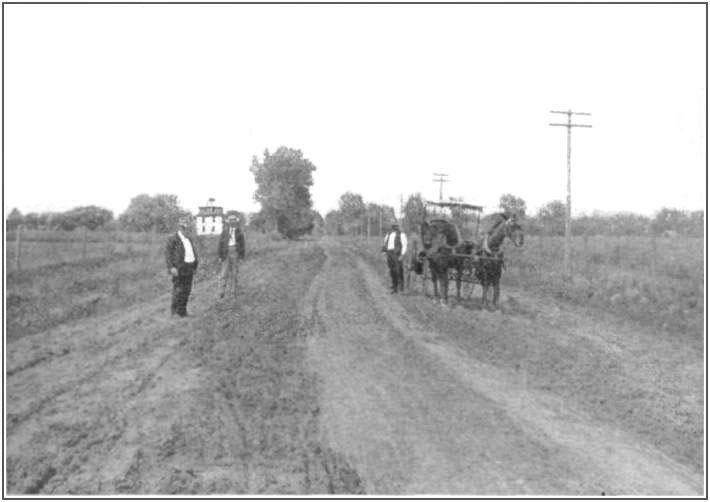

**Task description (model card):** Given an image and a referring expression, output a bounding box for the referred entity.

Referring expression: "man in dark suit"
[218,214,246,298]
[165,216,199,317]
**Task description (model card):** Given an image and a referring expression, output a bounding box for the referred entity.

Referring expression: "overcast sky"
[4,3,706,219]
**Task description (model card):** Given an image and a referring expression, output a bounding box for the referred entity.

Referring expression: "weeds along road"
[6,238,704,495]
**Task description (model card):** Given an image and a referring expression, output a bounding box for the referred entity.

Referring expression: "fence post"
[14,225,22,270]
[650,232,659,295]
[82,226,88,260]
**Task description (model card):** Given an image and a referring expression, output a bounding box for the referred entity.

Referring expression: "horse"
[420,219,463,303]
[472,213,524,307]
[420,213,524,306]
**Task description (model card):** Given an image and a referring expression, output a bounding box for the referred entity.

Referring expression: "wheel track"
[305,238,704,495]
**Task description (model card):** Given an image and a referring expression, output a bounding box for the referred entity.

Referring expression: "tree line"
[320,192,704,238]
[5,146,321,239]
[6,145,703,239]
[525,201,704,237]
[6,195,193,233]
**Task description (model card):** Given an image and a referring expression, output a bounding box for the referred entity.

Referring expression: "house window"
[211,226,215,233]
[202,226,206,233]
[212,216,215,223]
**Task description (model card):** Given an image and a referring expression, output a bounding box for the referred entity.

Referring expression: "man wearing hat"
[165,215,199,317]
[382,222,408,293]
[218,213,246,298]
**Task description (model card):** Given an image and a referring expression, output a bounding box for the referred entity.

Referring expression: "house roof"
[197,206,224,216]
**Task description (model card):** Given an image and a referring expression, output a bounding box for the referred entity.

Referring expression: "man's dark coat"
[218,227,245,260]
[165,233,199,274]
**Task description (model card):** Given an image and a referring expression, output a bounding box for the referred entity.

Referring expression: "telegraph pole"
[432,173,449,202]
[378,206,382,236]
[399,194,404,223]
[550,109,592,277]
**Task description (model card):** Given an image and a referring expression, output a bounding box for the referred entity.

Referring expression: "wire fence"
[7,227,184,271]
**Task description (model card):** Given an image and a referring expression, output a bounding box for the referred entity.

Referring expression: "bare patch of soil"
[6,242,362,495]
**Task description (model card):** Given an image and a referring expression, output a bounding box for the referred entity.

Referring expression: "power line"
[549,109,592,277]
[432,173,450,202]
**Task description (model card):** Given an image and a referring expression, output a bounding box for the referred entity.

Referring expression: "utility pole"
[432,173,449,202]
[378,206,382,237]
[399,195,404,223]
[550,109,592,277]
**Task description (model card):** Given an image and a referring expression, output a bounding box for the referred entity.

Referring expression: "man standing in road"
[165,215,199,317]
[382,222,408,294]
[218,213,245,298]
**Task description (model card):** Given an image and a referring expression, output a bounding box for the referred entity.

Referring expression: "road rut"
[303,238,703,495]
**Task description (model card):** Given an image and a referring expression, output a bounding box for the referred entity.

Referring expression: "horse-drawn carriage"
[416,200,524,306]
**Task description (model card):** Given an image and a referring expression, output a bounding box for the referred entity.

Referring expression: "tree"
[652,207,686,235]
[250,147,316,239]
[608,212,651,236]
[687,210,704,237]
[402,193,426,233]
[53,212,79,231]
[377,204,398,233]
[537,200,566,235]
[247,211,268,233]
[119,194,190,232]
[23,212,46,229]
[338,192,366,235]
[499,194,527,218]
[311,210,324,232]
[6,208,23,230]
[324,210,344,235]
[63,205,114,230]
[225,210,247,224]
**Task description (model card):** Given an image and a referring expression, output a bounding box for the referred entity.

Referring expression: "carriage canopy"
[424,200,484,242]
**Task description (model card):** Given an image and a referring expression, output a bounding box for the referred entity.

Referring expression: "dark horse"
[473,213,524,307]
[420,213,524,306]
[419,218,463,304]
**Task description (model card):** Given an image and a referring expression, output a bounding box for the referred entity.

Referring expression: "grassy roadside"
[346,234,703,339]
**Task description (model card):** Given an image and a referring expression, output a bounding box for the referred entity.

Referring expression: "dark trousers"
[387,251,404,292]
[171,264,196,316]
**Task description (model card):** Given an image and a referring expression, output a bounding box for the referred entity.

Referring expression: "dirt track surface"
[6,238,705,495]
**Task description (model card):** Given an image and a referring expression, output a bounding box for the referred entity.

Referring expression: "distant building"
[196,199,224,235]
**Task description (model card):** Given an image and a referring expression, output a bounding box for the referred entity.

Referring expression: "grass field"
[5,229,704,340]
[504,235,704,339]
[5,230,288,339]
[354,233,704,339]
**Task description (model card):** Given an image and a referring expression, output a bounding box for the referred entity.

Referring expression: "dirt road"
[5,238,704,495]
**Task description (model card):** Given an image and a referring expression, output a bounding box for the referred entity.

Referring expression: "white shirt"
[384,230,408,255]
[228,227,236,246]
[177,231,196,263]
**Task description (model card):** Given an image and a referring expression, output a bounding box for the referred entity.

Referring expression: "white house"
[196,199,224,235]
